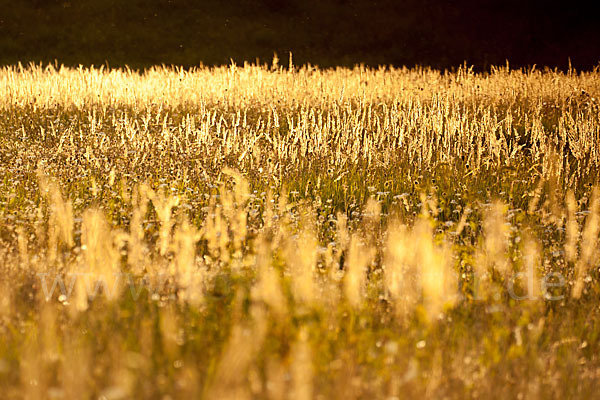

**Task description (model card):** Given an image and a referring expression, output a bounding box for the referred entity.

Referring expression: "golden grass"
[0,61,599,398]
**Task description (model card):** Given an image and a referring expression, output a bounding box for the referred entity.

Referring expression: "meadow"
[0,61,599,399]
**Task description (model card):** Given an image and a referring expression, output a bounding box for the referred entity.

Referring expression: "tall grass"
[0,61,599,398]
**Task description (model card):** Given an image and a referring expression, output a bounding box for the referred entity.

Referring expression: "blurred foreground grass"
[0,62,600,398]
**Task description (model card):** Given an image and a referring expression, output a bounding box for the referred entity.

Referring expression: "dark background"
[1,0,598,70]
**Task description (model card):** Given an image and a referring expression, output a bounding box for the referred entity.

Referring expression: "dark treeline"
[1,0,598,70]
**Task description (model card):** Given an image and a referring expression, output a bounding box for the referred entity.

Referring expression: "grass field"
[0,61,599,399]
